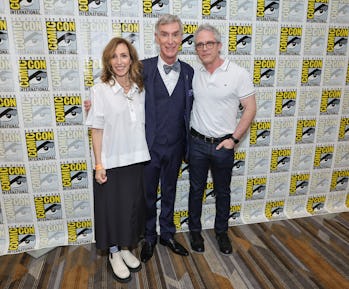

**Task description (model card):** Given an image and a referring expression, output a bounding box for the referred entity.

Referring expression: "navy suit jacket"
[142,56,194,160]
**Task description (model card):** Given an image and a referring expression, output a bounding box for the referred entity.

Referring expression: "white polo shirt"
[86,81,150,169]
[190,58,255,138]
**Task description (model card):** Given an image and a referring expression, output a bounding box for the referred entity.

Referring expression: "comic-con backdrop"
[0,0,349,255]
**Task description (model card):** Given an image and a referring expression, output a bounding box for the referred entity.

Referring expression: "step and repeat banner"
[0,0,349,255]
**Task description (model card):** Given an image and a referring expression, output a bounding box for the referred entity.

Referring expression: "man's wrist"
[230,135,240,144]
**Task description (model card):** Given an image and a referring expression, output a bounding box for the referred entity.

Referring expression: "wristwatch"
[230,135,240,144]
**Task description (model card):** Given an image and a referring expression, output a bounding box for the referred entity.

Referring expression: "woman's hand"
[95,168,107,184]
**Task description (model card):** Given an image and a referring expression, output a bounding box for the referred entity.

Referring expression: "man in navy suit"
[140,14,194,263]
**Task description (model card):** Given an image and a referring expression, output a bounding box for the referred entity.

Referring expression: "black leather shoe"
[159,237,189,256]
[190,231,205,253]
[140,241,156,263]
[216,232,232,255]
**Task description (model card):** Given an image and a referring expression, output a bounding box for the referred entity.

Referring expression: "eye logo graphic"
[143,0,170,16]
[61,162,88,190]
[202,0,227,18]
[257,0,280,21]
[78,0,107,16]
[0,28,9,53]
[307,2,328,23]
[0,107,18,128]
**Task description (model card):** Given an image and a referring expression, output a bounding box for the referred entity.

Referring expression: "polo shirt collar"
[109,78,138,94]
[199,58,230,72]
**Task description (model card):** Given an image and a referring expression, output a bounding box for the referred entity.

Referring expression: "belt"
[190,128,231,144]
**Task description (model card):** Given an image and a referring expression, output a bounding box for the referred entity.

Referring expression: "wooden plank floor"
[0,212,348,289]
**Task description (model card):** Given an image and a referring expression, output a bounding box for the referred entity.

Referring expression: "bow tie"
[163,61,180,74]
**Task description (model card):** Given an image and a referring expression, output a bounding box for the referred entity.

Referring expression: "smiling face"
[155,21,182,64]
[195,29,222,68]
[110,43,132,78]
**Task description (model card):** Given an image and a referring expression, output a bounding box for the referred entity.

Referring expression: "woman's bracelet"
[95,164,104,171]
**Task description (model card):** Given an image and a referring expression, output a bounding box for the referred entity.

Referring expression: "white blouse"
[86,80,150,169]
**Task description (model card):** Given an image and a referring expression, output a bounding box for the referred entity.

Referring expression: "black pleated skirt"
[93,163,145,250]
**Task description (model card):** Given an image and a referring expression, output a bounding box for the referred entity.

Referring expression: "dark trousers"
[144,142,184,243]
[188,135,234,234]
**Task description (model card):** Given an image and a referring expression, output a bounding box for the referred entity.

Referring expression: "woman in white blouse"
[86,37,150,283]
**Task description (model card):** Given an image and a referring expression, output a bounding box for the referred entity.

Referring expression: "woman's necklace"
[116,76,132,97]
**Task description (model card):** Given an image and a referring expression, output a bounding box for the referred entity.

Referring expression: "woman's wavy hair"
[100,37,144,91]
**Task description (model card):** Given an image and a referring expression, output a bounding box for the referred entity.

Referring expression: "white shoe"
[109,252,131,283]
[120,250,142,272]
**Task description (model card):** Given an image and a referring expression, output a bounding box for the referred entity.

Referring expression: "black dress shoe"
[140,241,156,263]
[216,232,232,255]
[190,231,205,253]
[159,237,189,256]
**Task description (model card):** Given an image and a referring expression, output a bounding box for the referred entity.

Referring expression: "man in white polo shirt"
[188,23,256,255]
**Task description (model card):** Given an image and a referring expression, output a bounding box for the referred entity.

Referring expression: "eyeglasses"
[195,41,218,50]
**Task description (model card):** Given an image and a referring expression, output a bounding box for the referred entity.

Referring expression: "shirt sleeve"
[238,67,256,99]
[85,85,104,129]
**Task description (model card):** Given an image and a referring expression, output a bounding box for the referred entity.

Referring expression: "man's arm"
[216,94,256,150]
[232,94,257,140]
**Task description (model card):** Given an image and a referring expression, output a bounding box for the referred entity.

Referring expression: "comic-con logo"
[233,151,246,175]
[54,95,82,126]
[21,94,52,127]
[256,0,280,21]
[57,128,85,159]
[18,58,48,91]
[8,225,35,252]
[320,89,341,115]
[202,0,227,19]
[301,59,322,86]
[326,27,348,55]
[246,177,267,200]
[0,19,9,53]
[9,0,40,14]
[279,26,302,55]
[122,22,140,51]
[270,148,291,173]
[295,119,316,143]
[61,161,88,190]
[307,0,329,23]
[0,166,27,194]
[46,21,77,54]
[289,173,310,196]
[229,25,252,55]
[84,58,101,90]
[0,97,18,128]
[181,24,198,54]
[275,90,296,117]
[64,191,91,218]
[330,170,349,191]
[228,204,241,223]
[250,120,271,146]
[67,219,93,244]
[78,0,108,16]
[253,59,276,87]
[30,162,59,192]
[314,145,334,169]
[306,195,326,215]
[25,130,56,161]
[143,0,170,17]
[12,19,44,55]
[34,195,62,221]
[174,209,189,230]
[265,200,284,220]
[50,58,80,91]
[338,117,349,141]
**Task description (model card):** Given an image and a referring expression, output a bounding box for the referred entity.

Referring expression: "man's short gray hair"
[155,14,183,35]
[194,23,221,43]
